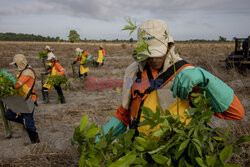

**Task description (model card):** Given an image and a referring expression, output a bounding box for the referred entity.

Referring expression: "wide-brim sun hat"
[47,53,56,60]
[137,19,174,58]
[75,48,83,52]
[45,45,50,50]
[9,54,28,71]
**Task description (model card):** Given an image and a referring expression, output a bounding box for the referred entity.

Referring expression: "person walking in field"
[97,45,105,66]
[72,48,92,79]
[5,54,40,143]
[97,19,245,140]
[42,53,66,104]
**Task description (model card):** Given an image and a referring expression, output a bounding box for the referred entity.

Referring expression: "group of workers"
[1,45,106,143]
[1,19,245,145]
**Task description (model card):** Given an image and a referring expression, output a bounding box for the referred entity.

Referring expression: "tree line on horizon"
[0,31,234,43]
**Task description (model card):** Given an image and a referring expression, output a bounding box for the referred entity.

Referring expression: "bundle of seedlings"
[46,75,71,91]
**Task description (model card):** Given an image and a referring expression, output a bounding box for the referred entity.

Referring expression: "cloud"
[1,0,249,21]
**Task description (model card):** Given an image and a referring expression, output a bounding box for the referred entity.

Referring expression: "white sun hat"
[45,45,50,50]
[137,19,174,58]
[9,54,28,71]
[75,48,83,53]
[47,52,56,60]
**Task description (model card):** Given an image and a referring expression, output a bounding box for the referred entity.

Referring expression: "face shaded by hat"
[9,54,28,71]
[137,19,174,59]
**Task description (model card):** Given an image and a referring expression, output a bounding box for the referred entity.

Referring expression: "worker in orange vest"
[5,54,40,143]
[72,48,92,78]
[42,53,66,104]
[96,19,245,141]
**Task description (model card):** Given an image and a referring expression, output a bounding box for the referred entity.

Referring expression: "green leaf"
[148,145,165,155]
[195,157,206,167]
[208,138,214,152]
[135,137,148,149]
[220,146,233,162]
[152,128,165,137]
[122,17,137,36]
[188,128,194,137]
[79,154,85,167]
[234,135,250,145]
[179,139,190,151]
[109,152,137,167]
[113,146,118,155]
[233,145,241,155]
[80,115,88,133]
[192,138,202,147]
[192,141,203,157]
[141,106,154,118]
[223,124,230,141]
[178,156,185,167]
[134,144,145,151]
[206,155,216,166]
[84,128,100,138]
[95,137,107,149]
[152,154,168,165]
[213,136,223,141]
[133,157,147,166]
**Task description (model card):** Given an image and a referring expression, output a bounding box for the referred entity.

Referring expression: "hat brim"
[136,35,174,59]
[9,62,16,65]
[139,43,168,58]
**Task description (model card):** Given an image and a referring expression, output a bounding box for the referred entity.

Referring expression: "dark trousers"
[4,109,36,132]
[78,69,88,78]
[43,85,64,97]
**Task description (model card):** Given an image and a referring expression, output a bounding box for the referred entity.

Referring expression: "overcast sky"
[0,0,249,40]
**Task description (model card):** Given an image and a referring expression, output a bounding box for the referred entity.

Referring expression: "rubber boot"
[58,94,66,104]
[55,86,66,104]
[42,90,50,104]
[41,89,46,101]
[26,129,40,144]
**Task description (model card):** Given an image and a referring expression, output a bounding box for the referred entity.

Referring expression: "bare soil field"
[0,41,249,166]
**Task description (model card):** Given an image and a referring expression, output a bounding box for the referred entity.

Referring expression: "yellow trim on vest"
[138,90,191,136]
[18,84,30,97]
[16,74,31,97]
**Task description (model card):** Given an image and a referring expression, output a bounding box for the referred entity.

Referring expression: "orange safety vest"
[43,61,65,90]
[15,67,37,103]
[129,60,192,132]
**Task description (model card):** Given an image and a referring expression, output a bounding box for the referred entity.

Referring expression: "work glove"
[171,67,234,113]
[95,116,126,142]
[0,69,17,85]
[86,55,92,61]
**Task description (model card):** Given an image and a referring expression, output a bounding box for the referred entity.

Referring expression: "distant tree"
[68,30,80,43]
[219,36,227,42]
[129,37,134,42]
[56,36,60,42]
